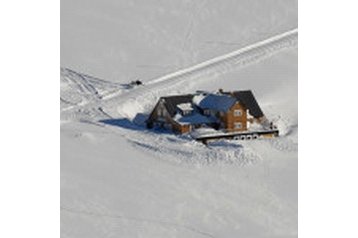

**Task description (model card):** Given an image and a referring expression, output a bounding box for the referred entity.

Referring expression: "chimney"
[218,88,224,94]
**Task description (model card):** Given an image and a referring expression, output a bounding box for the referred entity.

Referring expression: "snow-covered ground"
[61,0,297,82]
[61,1,297,237]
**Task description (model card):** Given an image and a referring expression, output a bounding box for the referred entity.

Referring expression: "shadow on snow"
[99,113,174,136]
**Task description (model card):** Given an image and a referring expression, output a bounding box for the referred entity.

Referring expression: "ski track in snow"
[60,67,125,113]
[60,29,298,166]
[61,29,297,120]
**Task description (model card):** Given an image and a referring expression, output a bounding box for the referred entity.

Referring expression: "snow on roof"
[173,112,217,125]
[176,103,193,111]
[193,93,236,111]
[161,94,194,117]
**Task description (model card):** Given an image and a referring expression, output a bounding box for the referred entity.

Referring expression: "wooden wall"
[222,102,247,131]
[148,99,250,134]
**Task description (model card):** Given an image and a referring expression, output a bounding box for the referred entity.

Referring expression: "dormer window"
[204,109,210,115]
[182,110,192,116]
[177,103,194,116]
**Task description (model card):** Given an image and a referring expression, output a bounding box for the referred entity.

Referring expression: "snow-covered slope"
[61,1,297,237]
[61,29,297,121]
[61,48,297,238]
[61,0,297,82]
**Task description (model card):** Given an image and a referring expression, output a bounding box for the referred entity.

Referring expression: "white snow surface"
[61,0,297,82]
[173,112,216,125]
[193,93,236,112]
[61,1,297,237]
[177,103,194,112]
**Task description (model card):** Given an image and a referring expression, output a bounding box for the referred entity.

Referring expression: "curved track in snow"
[61,28,297,120]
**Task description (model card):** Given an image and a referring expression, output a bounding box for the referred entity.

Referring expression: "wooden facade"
[176,124,191,134]
[221,102,248,132]
[146,90,265,134]
[146,100,189,134]
[148,102,249,134]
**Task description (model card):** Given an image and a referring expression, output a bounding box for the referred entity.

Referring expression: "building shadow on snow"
[99,118,143,131]
[99,113,174,135]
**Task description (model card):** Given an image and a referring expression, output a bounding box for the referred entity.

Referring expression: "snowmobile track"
[61,68,101,99]
[62,28,297,120]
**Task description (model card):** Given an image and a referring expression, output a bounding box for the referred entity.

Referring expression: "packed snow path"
[61,29,297,120]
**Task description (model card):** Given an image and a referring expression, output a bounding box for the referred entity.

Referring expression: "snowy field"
[61,0,297,82]
[61,1,297,237]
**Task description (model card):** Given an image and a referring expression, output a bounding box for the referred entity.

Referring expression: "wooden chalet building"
[146,90,266,134]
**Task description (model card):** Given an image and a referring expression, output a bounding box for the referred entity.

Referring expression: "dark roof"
[147,91,264,123]
[232,90,264,118]
[161,94,194,116]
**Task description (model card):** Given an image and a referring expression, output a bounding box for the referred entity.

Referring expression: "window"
[234,109,242,117]
[182,110,192,116]
[204,109,210,115]
[177,103,193,116]
[157,108,165,117]
[234,122,242,129]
